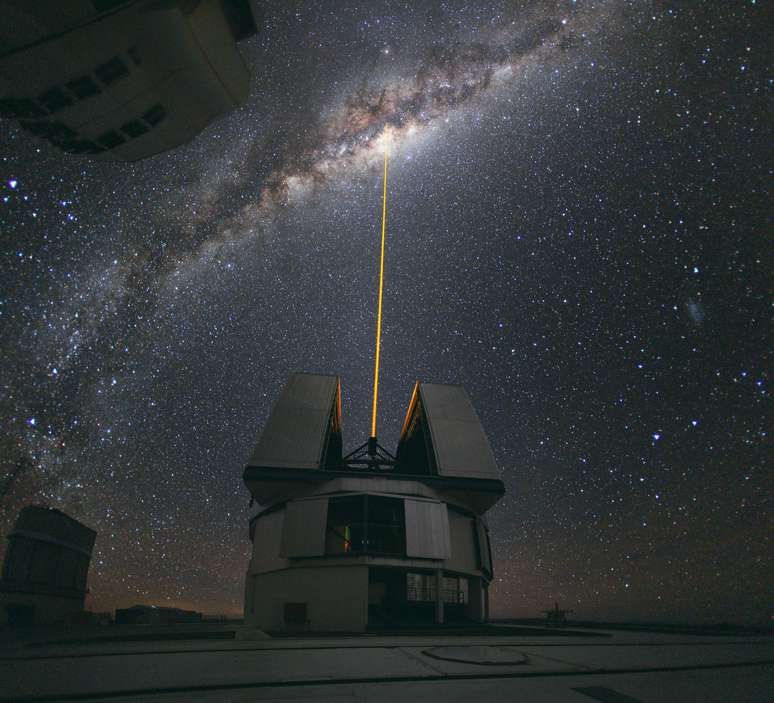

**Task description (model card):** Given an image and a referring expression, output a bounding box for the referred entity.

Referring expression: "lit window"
[325,496,364,555]
[325,495,405,556]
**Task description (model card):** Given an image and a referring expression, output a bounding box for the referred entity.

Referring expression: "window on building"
[406,572,436,601]
[20,120,54,138]
[37,87,73,113]
[19,120,88,152]
[325,495,405,556]
[222,0,259,41]
[96,130,125,149]
[0,97,48,119]
[366,496,405,554]
[95,57,129,86]
[142,104,166,127]
[325,495,364,555]
[61,140,105,155]
[407,574,469,603]
[120,119,148,138]
[442,576,469,604]
[66,76,101,99]
[459,577,469,603]
[45,122,78,147]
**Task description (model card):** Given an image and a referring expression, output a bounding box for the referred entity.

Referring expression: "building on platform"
[543,602,573,626]
[0,506,96,627]
[243,373,505,633]
[0,0,260,161]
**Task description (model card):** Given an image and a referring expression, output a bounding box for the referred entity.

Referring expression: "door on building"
[367,567,407,626]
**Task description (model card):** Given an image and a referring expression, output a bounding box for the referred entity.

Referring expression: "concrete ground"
[0,624,771,702]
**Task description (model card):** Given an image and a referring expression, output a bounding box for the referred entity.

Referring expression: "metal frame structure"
[342,437,396,471]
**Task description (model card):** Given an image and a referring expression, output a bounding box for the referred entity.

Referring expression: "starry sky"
[0,1,770,624]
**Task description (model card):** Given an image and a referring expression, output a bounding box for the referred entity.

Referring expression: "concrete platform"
[424,645,529,664]
[0,624,771,702]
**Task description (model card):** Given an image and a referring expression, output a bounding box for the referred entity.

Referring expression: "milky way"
[156,1,605,281]
[1,1,770,623]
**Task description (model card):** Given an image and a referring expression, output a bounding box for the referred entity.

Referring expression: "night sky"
[1,1,770,624]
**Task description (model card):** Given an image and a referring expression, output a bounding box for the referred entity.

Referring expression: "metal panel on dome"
[280,498,328,557]
[248,373,342,470]
[475,518,493,576]
[404,499,450,559]
[398,382,500,480]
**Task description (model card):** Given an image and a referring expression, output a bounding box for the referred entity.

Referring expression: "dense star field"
[0,1,770,623]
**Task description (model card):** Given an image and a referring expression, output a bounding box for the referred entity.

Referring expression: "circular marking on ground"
[422,645,528,665]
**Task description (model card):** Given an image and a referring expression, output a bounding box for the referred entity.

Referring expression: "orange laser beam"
[371,149,389,439]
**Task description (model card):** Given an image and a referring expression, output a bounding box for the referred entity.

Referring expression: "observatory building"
[243,373,505,632]
[0,506,96,627]
[0,0,260,161]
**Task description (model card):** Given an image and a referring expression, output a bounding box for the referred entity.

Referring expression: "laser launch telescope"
[241,374,505,632]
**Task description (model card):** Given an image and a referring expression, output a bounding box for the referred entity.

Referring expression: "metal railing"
[406,587,468,604]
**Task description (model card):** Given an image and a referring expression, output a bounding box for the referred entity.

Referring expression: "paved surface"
[0,625,771,702]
